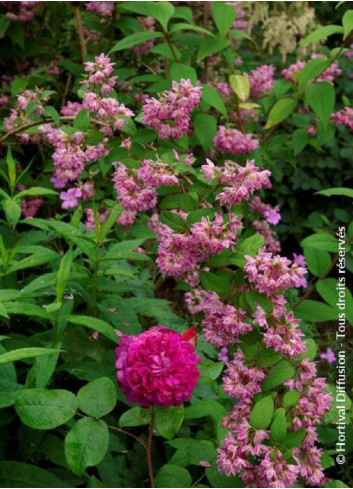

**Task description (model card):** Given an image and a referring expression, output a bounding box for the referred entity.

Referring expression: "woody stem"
[146,408,155,488]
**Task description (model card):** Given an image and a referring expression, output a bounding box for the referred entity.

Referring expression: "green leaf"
[155,464,191,488]
[199,357,224,380]
[68,315,118,343]
[144,1,174,31]
[316,278,338,309]
[0,347,60,365]
[34,342,61,388]
[301,233,338,253]
[44,105,60,125]
[3,302,49,320]
[325,481,349,488]
[77,377,117,418]
[197,36,230,63]
[316,187,353,198]
[263,360,295,391]
[160,193,198,212]
[270,408,287,441]
[56,250,73,302]
[169,438,216,467]
[265,98,297,129]
[342,9,353,39]
[256,349,282,368]
[194,113,217,152]
[0,461,70,488]
[170,63,197,84]
[300,25,343,47]
[15,187,57,199]
[2,198,21,228]
[184,399,227,441]
[281,429,306,449]
[245,291,273,314]
[155,405,184,439]
[202,84,227,117]
[15,389,78,430]
[304,247,331,276]
[299,338,317,362]
[305,82,335,127]
[206,466,243,488]
[200,270,230,300]
[65,417,109,476]
[6,147,16,191]
[250,396,274,429]
[298,58,330,89]
[169,22,213,36]
[229,74,250,102]
[212,2,236,38]
[283,390,300,407]
[119,406,151,427]
[0,17,10,37]
[160,211,187,232]
[73,109,90,131]
[237,233,265,256]
[295,300,337,322]
[6,249,59,274]
[109,31,163,53]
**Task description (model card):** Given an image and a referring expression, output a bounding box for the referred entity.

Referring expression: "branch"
[146,408,155,488]
[74,4,87,63]
[0,116,110,143]
[107,424,147,449]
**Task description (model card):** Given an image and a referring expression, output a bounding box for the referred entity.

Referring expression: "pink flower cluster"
[112,161,177,224]
[331,106,353,130]
[155,212,242,278]
[252,220,281,253]
[202,159,271,208]
[249,196,281,225]
[115,326,200,407]
[1,1,41,22]
[41,125,109,185]
[142,79,202,139]
[85,208,109,230]
[244,248,307,296]
[281,55,341,84]
[82,53,117,95]
[85,1,115,18]
[38,54,134,191]
[132,17,156,56]
[4,89,45,144]
[21,196,43,218]
[201,294,252,347]
[246,65,275,99]
[216,267,331,487]
[214,126,259,155]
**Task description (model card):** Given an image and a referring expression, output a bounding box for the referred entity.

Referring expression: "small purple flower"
[50,176,67,189]
[292,253,307,268]
[60,188,82,210]
[264,208,281,225]
[320,348,336,363]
